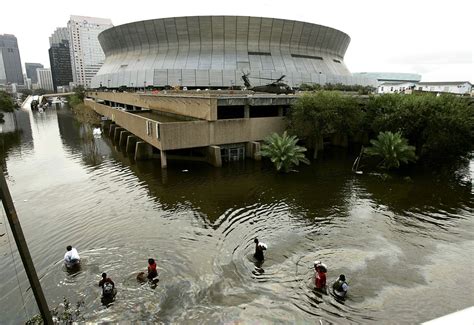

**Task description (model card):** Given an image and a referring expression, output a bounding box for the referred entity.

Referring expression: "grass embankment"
[71,102,101,126]
[67,90,101,126]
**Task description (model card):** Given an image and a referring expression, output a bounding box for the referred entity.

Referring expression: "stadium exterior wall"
[92,16,375,89]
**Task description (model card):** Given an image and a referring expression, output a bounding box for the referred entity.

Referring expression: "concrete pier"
[160,150,167,169]
[119,130,131,147]
[101,120,112,133]
[246,141,261,160]
[207,145,222,167]
[113,127,124,142]
[109,124,117,138]
[126,135,138,154]
[134,141,153,160]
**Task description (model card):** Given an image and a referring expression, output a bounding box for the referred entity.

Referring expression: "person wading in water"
[254,238,267,261]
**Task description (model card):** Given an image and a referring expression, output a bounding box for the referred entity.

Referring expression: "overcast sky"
[1,0,472,82]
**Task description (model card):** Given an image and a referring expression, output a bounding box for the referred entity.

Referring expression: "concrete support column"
[108,124,117,138]
[101,120,111,133]
[126,135,138,154]
[331,133,348,148]
[113,127,124,142]
[313,136,324,159]
[278,106,284,117]
[246,141,261,160]
[207,145,222,167]
[244,104,250,118]
[160,150,167,169]
[119,131,131,147]
[134,141,153,160]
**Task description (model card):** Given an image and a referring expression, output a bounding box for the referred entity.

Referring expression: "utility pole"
[0,168,53,324]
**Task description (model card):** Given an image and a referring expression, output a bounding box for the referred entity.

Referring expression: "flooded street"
[0,107,473,324]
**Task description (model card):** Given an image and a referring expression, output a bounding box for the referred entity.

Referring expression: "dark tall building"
[0,34,24,85]
[25,62,44,84]
[48,28,73,92]
[49,40,73,92]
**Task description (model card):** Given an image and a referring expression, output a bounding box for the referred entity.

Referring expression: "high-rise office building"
[67,15,113,88]
[25,62,44,84]
[49,27,69,46]
[36,68,54,91]
[0,34,24,85]
[49,27,73,92]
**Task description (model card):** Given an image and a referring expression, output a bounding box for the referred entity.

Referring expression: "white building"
[67,15,113,88]
[378,82,416,94]
[416,81,472,95]
[36,68,54,91]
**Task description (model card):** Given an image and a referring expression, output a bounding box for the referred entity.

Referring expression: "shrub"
[288,91,364,149]
[366,94,474,161]
[261,131,310,173]
[0,91,15,112]
[365,131,417,169]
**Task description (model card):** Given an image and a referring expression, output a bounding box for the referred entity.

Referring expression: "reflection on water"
[0,107,473,323]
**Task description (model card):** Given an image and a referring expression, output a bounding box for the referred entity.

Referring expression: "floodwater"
[0,106,473,324]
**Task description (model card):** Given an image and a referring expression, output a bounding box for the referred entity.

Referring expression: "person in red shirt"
[314,261,327,291]
[147,258,158,280]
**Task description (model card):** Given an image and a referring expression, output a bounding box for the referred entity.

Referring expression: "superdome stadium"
[92,16,372,89]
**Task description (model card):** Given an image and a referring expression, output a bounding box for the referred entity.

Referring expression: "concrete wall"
[88,92,217,121]
[86,99,286,151]
[159,121,210,149]
[212,117,285,145]
[87,99,164,150]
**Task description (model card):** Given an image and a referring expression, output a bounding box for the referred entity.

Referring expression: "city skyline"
[0,0,472,83]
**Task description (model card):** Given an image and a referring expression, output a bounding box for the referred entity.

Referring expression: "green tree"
[366,93,474,161]
[68,86,86,107]
[261,131,310,173]
[19,88,32,101]
[288,91,364,155]
[33,88,48,96]
[365,131,417,169]
[0,90,15,112]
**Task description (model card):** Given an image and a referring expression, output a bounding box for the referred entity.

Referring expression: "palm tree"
[365,131,417,169]
[261,131,310,173]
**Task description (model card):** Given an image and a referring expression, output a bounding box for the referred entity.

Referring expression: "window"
[146,120,152,136]
[155,123,160,140]
[248,51,271,56]
[291,54,323,60]
[333,59,341,63]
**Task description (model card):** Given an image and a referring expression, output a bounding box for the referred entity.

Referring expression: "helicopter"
[241,72,295,95]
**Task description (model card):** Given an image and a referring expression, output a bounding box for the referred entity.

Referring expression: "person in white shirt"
[253,238,267,261]
[64,245,81,268]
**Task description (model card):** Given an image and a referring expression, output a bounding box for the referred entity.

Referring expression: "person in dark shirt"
[147,258,158,280]
[333,274,349,298]
[99,273,115,297]
[253,238,267,261]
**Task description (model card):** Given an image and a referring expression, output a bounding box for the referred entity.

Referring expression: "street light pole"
[0,169,53,324]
